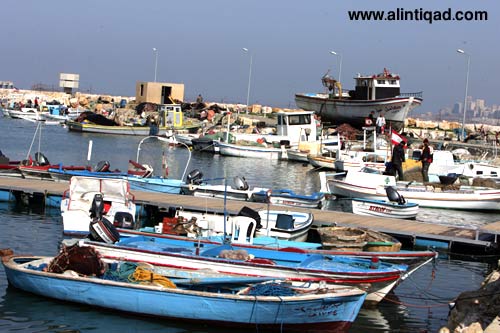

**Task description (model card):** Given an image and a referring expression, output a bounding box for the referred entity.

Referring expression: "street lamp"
[457,49,470,141]
[329,50,343,83]
[242,48,253,114]
[153,48,158,82]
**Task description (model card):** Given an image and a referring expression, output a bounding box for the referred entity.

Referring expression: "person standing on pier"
[376,113,386,134]
[391,140,406,181]
[420,138,433,182]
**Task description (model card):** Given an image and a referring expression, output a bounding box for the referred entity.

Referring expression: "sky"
[2,0,497,113]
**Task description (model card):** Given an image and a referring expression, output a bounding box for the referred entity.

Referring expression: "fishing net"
[245,282,296,296]
[48,244,106,276]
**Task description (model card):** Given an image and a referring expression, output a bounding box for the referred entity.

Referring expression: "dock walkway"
[0,177,499,251]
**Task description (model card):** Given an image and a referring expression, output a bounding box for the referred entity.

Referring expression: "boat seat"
[231,216,256,244]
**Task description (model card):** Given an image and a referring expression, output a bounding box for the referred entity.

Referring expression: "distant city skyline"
[1,0,498,113]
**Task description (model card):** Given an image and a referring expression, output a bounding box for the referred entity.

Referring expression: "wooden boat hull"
[295,94,422,130]
[351,198,419,219]
[67,121,200,136]
[217,142,283,160]
[2,256,366,330]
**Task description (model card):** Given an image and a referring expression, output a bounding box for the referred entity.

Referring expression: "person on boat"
[376,113,386,134]
[420,138,433,183]
[391,140,406,181]
[365,111,375,126]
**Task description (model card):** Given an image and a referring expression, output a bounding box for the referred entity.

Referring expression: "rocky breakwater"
[439,266,500,333]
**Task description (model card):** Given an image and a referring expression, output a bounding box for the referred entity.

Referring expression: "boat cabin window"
[287,114,311,125]
[389,80,397,85]
[377,80,386,84]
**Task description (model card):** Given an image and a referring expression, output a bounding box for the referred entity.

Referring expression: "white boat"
[319,168,500,211]
[61,176,137,235]
[7,108,48,121]
[42,106,83,122]
[295,68,423,130]
[146,205,314,242]
[308,154,336,169]
[217,110,332,160]
[182,174,267,201]
[351,186,419,220]
[217,141,285,160]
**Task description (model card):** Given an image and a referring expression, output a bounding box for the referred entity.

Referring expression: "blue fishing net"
[245,282,296,296]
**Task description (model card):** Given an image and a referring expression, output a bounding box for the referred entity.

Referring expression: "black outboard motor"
[94,160,110,172]
[34,152,50,166]
[187,169,203,185]
[233,176,249,190]
[89,193,104,220]
[238,206,262,230]
[89,218,120,244]
[385,186,406,205]
[113,212,134,229]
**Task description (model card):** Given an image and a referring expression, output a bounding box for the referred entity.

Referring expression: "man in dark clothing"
[420,138,433,182]
[391,141,406,181]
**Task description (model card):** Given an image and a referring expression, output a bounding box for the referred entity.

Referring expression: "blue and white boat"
[2,253,367,332]
[351,186,419,219]
[251,188,326,209]
[79,235,408,305]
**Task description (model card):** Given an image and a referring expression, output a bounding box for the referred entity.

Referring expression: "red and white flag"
[390,129,407,145]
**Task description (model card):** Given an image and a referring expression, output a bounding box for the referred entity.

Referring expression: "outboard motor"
[385,186,406,205]
[187,169,203,185]
[113,212,134,229]
[233,176,249,190]
[88,218,120,244]
[94,160,110,172]
[34,152,50,166]
[89,193,104,220]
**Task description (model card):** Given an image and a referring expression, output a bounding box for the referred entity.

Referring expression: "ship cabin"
[275,110,318,143]
[350,68,401,101]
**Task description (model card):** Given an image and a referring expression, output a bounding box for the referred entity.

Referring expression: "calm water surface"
[1,118,499,332]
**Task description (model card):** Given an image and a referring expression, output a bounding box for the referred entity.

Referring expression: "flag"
[390,129,407,145]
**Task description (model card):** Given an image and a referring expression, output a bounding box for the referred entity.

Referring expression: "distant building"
[135,81,184,105]
[0,81,14,89]
[59,73,80,94]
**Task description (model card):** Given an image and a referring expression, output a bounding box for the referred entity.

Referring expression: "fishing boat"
[217,141,286,160]
[351,186,419,219]
[61,176,136,235]
[251,188,326,209]
[67,104,202,136]
[77,234,408,305]
[315,226,402,253]
[295,68,423,130]
[142,205,314,242]
[1,250,367,332]
[117,227,436,281]
[0,151,22,178]
[18,152,89,180]
[319,168,500,211]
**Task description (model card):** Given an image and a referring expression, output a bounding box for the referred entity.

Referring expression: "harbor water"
[1,118,500,332]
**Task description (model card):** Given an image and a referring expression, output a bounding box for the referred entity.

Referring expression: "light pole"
[457,49,470,141]
[242,48,253,114]
[153,48,158,82]
[329,50,343,84]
